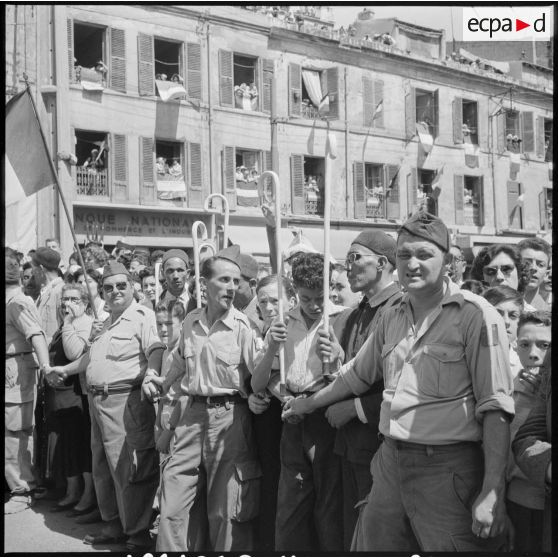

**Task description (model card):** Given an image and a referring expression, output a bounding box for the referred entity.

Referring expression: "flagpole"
[22,78,98,319]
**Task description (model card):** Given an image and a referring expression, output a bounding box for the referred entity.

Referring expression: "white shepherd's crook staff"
[203,193,229,251]
[192,221,216,308]
[258,170,286,396]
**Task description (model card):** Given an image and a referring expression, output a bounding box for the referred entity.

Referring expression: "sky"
[331,4,461,40]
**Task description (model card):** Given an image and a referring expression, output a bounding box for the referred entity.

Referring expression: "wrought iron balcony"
[75,166,109,196]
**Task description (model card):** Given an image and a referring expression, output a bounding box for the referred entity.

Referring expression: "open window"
[155,140,186,200]
[233,54,259,111]
[539,188,552,230]
[453,98,479,145]
[71,23,106,85]
[415,88,438,138]
[505,110,521,152]
[454,175,484,227]
[75,130,109,197]
[537,118,554,161]
[354,162,399,220]
[290,155,325,216]
[417,169,438,215]
[507,180,523,229]
[153,38,187,101]
[289,64,339,120]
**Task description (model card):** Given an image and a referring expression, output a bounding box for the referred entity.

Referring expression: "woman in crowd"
[139,267,157,309]
[43,283,96,515]
[73,268,109,321]
[471,244,524,291]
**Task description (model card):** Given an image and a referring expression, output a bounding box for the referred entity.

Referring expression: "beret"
[32,247,61,270]
[399,211,449,252]
[102,261,131,280]
[351,230,396,266]
[162,249,190,267]
[216,245,242,269]
[238,253,259,280]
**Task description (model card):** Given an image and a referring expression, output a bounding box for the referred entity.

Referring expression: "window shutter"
[521,111,535,152]
[433,89,439,138]
[326,67,339,120]
[405,88,416,140]
[186,142,202,208]
[262,150,272,189]
[453,97,463,144]
[222,146,236,209]
[385,164,400,220]
[261,59,274,114]
[140,137,155,203]
[290,154,305,214]
[109,28,126,93]
[507,180,521,228]
[536,116,545,158]
[476,177,485,227]
[186,42,202,100]
[496,112,507,153]
[289,63,301,117]
[453,175,464,225]
[137,33,154,96]
[539,190,547,230]
[67,19,74,81]
[407,168,417,215]
[362,76,374,128]
[373,79,384,128]
[353,162,366,219]
[111,134,127,200]
[219,50,233,107]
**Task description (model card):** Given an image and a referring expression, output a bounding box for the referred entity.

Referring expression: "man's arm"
[146,346,164,377]
[471,410,510,539]
[29,333,50,372]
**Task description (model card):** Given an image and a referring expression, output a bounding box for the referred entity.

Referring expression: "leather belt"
[88,381,141,396]
[380,434,480,455]
[5,351,33,359]
[191,393,245,407]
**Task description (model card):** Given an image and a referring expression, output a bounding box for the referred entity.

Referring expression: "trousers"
[157,399,260,552]
[89,389,159,536]
[352,438,505,552]
[275,408,343,552]
[5,401,36,493]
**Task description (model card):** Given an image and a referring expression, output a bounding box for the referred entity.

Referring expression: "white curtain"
[302,69,324,108]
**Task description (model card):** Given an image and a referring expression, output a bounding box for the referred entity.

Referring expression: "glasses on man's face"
[345,252,377,267]
[62,296,81,303]
[102,282,128,294]
[483,265,515,277]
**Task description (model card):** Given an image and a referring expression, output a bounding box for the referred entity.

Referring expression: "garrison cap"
[399,210,450,252]
[238,253,259,280]
[216,245,242,270]
[102,261,131,280]
[351,230,397,266]
[32,247,61,270]
[115,240,135,251]
[162,249,190,268]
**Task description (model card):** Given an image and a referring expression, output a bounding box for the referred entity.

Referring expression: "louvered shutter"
[353,162,366,219]
[140,137,155,203]
[186,42,201,100]
[496,112,507,153]
[536,116,545,158]
[326,67,339,120]
[385,164,400,219]
[138,33,154,96]
[521,111,535,153]
[477,101,487,150]
[222,146,236,209]
[362,76,374,127]
[112,134,127,200]
[453,175,464,225]
[407,168,418,215]
[110,28,126,93]
[453,97,463,143]
[67,19,74,81]
[433,89,439,138]
[373,79,384,128]
[507,180,522,228]
[290,155,305,214]
[219,50,234,107]
[289,63,301,117]
[188,142,202,208]
[262,150,273,189]
[405,88,416,140]
[539,190,547,229]
[475,177,485,226]
[261,59,273,114]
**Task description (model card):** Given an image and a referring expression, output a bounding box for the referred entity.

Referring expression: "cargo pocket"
[230,461,262,522]
[419,343,468,397]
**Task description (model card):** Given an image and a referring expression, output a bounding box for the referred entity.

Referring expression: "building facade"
[5,5,553,259]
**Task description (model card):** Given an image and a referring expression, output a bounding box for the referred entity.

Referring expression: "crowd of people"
[4,211,552,553]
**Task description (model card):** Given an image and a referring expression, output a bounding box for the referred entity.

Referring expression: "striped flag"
[5,89,57,206]
[371,99,383,122]
[236,180,260,207]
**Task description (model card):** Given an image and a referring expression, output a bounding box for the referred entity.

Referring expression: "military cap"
[32,247,61,271]
[116,240,135,251]
[399,211,449,252]
[161,249,190,267]
[238,253,259,280]
[216,245,242,269]
[352,230,397,266]
[102,261,131,280]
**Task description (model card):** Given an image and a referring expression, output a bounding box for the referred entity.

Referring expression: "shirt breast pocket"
[381,343,399,390]
[107,335,139,361]
[215,347,242,388]
[419,343,469,397]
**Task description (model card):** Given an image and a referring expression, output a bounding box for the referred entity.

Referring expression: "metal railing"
[76,166,109,196]
[301,103,321,120]
[305,190,324,216]
[366,191,386,218]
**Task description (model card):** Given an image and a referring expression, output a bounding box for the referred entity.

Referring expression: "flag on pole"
[371,99,383,122]
[416,121,434,154]
[5,89,58,206]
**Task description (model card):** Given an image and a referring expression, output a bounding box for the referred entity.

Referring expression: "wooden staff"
[154,261,162,303]
[203,193,229,251]
[259,170,286,396]
[192,220,216,308]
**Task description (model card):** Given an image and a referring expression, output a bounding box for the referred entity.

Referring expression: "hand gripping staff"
[258,170,286,396]
[192,220,216,308]
[203,193,229,251]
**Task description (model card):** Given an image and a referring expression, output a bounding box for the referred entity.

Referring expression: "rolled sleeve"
[13,301,44,340]
[240,323,264,374]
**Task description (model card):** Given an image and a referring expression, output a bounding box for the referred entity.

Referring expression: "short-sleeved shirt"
[6,286,44,403]
[170,306,263,398]
[36,277,64,343]
[86,300,164,386]
[339,279,514,445]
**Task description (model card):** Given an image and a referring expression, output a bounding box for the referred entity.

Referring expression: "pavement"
[4,495,129,554]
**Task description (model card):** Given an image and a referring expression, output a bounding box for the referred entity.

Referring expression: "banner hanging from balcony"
[156,79,187,102]
[464,141,479,168]
[416,122,433,154]
[509,152,521,178]
[236,179,260,207]
[79,67,105,91]
[156,158,186,200]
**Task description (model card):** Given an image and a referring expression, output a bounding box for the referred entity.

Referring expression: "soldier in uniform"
[50,262,165,552]
[144,245,264,552]
[284,212,515,553]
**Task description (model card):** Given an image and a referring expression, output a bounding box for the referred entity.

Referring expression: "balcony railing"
[301,103,321,120]
[305,189,324,215]
[366,191,386,218]
[76,166,109,196]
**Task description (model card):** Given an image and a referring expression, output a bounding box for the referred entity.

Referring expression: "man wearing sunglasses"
[325,229,402,550]
[49,262,165,552]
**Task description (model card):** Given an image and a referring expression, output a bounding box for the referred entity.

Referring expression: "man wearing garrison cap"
[284,211,514,552]
[143,245,264,552]
[50,261,165,552]
[160,248,191,309]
